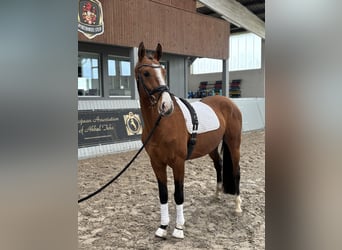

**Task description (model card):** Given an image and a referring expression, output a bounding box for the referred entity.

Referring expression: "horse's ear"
[138,42,145,62]
[154,43,162,62]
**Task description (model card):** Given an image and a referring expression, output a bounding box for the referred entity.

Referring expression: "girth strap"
[179,98,198,159]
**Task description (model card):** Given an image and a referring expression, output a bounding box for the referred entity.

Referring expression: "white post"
[222,59,229,97]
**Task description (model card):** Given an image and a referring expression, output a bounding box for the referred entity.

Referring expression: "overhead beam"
[241,0,265,7]
[198,0,265,39]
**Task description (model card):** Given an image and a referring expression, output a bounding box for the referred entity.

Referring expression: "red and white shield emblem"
[78,0,104,39]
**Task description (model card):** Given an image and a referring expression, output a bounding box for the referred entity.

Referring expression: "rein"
[79,63,196,203]
[78,114,162,203]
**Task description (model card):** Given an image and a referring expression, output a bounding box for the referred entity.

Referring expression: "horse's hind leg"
[230,145,242,213]
[209,147,223,197]
[222,138,242,213]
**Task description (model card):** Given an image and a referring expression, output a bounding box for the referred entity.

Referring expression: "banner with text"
[78,109,143,148]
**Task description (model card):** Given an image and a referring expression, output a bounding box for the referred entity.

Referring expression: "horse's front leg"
[152,162,169,238]
[172,164,185,239]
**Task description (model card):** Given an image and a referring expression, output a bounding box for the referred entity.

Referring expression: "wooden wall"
[78,0,229,59]
[151,0,196,12]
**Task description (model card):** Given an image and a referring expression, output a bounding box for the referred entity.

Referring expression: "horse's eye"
[143,71,150,77]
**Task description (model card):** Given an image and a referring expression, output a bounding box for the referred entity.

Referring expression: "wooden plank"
[151,0,196,12]
[171,0,196,12]
[78,0,229,58]
[198,0,265,39]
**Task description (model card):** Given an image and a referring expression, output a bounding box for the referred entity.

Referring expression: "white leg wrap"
[155,203,169,238]
[235,195,242,213]
[160,203,169,225]
[175,204,185,225]
[172,204,185,239]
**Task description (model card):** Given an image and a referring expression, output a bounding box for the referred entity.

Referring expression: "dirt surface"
[78,130,265,249]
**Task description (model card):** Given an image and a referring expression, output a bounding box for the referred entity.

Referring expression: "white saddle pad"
[175,97,220,134]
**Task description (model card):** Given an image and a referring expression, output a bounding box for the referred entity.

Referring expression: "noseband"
[137,64,171,105]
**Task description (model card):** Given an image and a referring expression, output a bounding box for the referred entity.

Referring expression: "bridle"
[136,63,172,106]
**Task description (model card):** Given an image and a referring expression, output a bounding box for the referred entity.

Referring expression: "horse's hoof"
[235,208,242,214]
[172,225,184,239]
[155,226,168,238]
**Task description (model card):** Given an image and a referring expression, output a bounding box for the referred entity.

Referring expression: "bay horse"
[135,42,242,239]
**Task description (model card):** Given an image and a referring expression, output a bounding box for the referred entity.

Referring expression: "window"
[191,58,223,74]
[78,43,171,98]
[229,33,261,71]
[78,52,101,96]
[190,32,262,74]
[107,56,131,97]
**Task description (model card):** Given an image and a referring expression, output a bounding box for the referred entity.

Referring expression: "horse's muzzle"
[159,102,174,116]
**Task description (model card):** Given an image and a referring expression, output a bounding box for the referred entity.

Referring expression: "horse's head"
[135,42,174,117]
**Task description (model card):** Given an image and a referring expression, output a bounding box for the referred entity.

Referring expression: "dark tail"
[222,140,236,194]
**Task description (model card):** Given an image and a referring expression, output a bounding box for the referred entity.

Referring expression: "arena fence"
[78,98,265,159]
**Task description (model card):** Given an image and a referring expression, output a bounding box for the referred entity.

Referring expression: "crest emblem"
[78,0,104,39]
[124,112,143,136]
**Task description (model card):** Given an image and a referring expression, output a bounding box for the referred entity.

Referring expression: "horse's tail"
[222,140,236,194]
